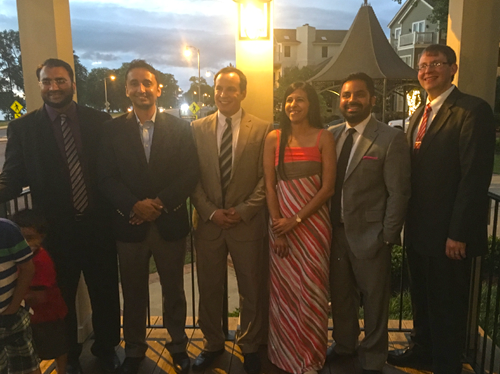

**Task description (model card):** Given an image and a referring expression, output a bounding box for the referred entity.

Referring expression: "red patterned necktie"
[414,104,432,150]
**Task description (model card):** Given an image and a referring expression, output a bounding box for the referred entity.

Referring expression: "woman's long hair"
[277,81,323,179]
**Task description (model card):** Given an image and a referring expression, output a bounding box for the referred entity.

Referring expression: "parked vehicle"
[388,117,410,132]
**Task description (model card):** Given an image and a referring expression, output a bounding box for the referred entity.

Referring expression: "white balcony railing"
[398,32,434,48]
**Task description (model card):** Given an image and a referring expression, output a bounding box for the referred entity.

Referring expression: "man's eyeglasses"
[39,78,69,87]
[417,62,450,71]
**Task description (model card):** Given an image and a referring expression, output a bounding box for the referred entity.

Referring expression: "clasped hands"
[271,216,299,258]
[130,198,163,225]
[211,208,241,229]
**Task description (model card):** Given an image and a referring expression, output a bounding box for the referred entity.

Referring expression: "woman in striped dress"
[263,81,337,374]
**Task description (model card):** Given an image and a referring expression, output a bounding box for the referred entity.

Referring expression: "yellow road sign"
[189,102,200,114]
[10,100,23,113]
[14,113,21,118]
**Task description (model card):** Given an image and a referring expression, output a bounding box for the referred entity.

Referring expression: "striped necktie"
[60,114,88,213]
[414,104,432,151]
[219,117,233,200]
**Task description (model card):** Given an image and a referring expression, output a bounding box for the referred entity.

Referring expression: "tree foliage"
[0,30,24,119]
[184,76,214,106]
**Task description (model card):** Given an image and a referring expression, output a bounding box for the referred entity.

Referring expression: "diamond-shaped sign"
[10,100,23,113]
[189,102,200,114]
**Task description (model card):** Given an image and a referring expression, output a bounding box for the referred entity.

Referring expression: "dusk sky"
[0,0,401,91]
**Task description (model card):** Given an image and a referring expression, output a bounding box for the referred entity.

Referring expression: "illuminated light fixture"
[406,89,421,116]
[233,0,271,40]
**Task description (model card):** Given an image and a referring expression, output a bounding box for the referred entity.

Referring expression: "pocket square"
[362,156,379,160]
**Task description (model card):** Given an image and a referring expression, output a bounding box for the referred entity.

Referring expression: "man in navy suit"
[388,45,496,374]
[98,60,199,374]
[0,58,120,374]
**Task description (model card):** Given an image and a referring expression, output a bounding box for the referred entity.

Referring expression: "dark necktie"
[414,104,432,151]
[219,117,233,200]
[60,114,88,213]
[331,128,356,225]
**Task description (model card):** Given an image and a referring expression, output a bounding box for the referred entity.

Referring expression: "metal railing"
[398,32,435,48]
[4,191,500,372]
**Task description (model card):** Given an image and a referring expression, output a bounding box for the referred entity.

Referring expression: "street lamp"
[104,75,116,112]
[184,45,201,104]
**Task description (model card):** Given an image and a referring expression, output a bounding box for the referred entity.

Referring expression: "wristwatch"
[295,214,302,224]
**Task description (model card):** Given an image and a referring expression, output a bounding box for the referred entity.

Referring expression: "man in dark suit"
[326,73,411,374]
[190,67,271,374]
[0,58,120,374]
[98,60,199,374]
[387,45,496,374]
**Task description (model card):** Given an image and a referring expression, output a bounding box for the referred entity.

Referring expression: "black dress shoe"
[243,352,261,374]
[192,349,225,371]
[66,360,83,374]
[387,346,433,369]
[172,352,190,374]
[119,357,145,374]
[99,351,121,372]
[326,345,355,362]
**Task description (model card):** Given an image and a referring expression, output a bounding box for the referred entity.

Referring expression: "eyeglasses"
[39,78,69,87]
[417,62,449,71]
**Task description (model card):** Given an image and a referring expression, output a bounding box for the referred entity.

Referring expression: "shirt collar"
[135,109,157,127]
[345,113,372,135]
[426,84,455,108]
[45,101,77,123]
[218,108,242,126]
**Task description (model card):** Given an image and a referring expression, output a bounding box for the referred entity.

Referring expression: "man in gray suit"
[326,72,411,373]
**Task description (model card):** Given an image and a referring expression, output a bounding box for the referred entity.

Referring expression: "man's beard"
[43,89,74,109]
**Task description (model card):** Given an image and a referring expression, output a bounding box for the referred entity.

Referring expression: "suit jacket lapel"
[125,112,148,167]
[149,112,167,168]
[331,123,346,143]
[233,110,251,177]
[407,105,423,146]
[35,108,65,168]
[204,113,220,181]
[345,117,378,181]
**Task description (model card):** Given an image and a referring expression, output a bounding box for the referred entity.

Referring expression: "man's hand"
[129,215,145,225]
[272,217,298,237]
[132,199,163,222]
[445,238,466,260]
[226,207,242,223]
[211,209,239,229]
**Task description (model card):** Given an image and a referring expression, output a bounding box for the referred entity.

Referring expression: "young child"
[0,217,40,374]
[12,210,68,374]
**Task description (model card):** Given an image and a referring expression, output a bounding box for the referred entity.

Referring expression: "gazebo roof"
[309,4,417,82]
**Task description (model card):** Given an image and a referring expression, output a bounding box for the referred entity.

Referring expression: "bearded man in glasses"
[0,58,120,374]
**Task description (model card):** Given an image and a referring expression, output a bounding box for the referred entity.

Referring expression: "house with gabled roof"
[388,0,445,69]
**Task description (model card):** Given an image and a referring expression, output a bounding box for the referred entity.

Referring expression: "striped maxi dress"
[268,130,332,373]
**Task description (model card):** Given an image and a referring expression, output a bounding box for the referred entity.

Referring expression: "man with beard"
[98,60,199,374]
[326,72,410,373]
[0,58,120,374]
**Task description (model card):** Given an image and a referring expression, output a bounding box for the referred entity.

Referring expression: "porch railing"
[3,190,500,372]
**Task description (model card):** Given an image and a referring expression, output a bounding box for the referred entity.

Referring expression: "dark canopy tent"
[308,3,419,122]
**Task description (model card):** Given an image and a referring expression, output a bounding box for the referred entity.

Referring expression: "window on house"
[284,46,291,57]
[284,35,290,40]
[412,21,425,33]
[401,55,412,67]
[321,36,327,41]
[322,46,328,58]
[395,28,401,40]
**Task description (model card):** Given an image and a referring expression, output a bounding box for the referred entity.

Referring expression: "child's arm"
[1,260,35,315]
[25,286,48,306]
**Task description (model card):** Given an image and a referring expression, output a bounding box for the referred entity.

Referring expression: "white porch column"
[447,0,500,107]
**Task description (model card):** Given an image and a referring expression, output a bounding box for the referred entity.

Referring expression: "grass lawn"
[495,153,500,174]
